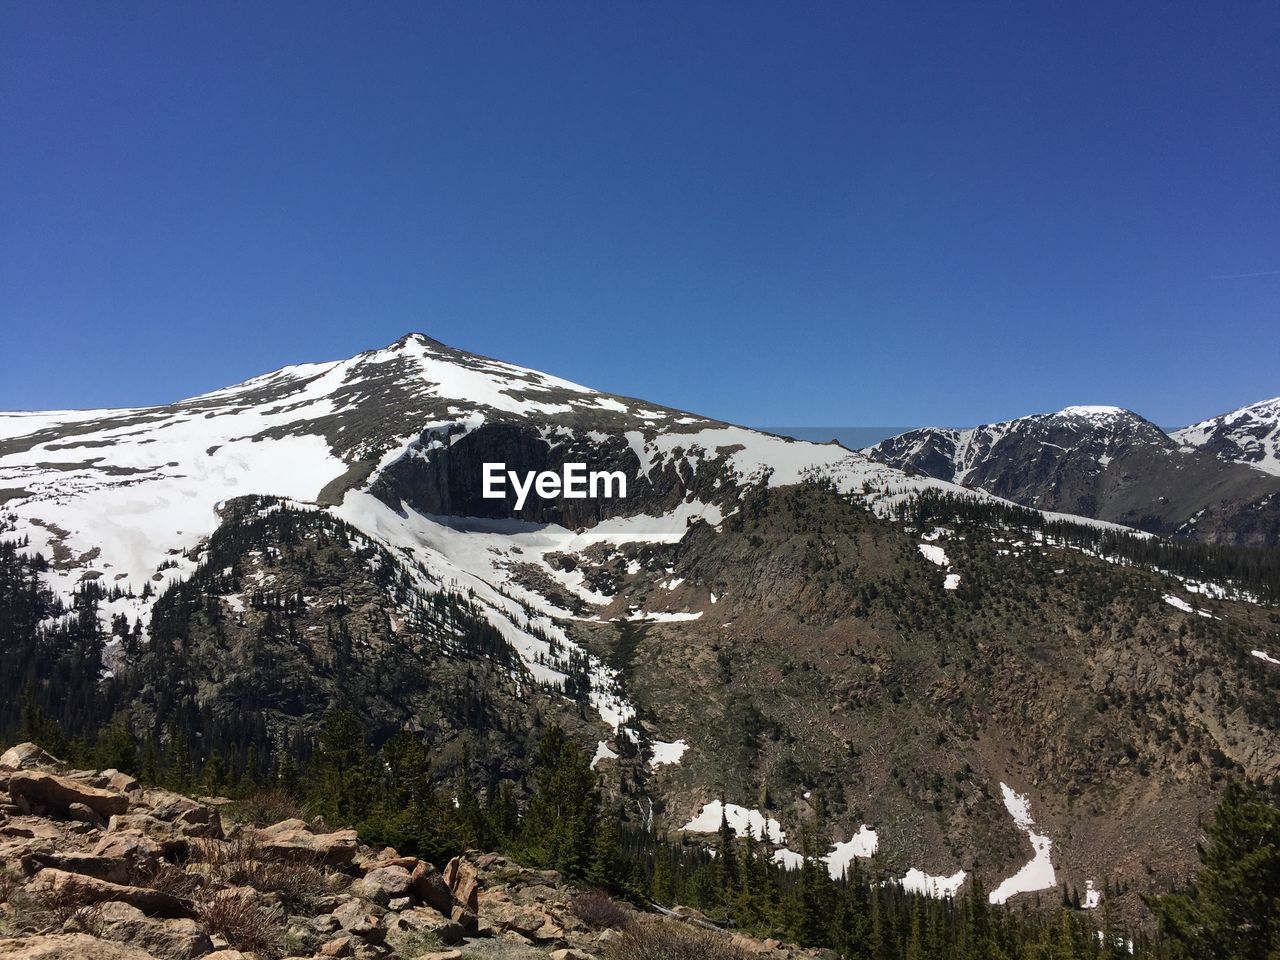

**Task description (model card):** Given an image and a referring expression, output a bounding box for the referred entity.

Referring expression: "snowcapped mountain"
[1172,396,1280,477]
[0,332,982,627]
[865,404,1280,545]
[2,334,1276,915]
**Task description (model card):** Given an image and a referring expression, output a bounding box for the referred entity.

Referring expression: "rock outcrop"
[0,745,825,960]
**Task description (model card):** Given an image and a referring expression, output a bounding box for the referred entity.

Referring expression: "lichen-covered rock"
[92,829,165,865]
[138,790,222,839]
[104,814,191,856]
[384,907,465,946]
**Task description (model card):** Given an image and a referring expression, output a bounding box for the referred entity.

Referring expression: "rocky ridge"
[0,743,822,960]
[864,405,1280,545]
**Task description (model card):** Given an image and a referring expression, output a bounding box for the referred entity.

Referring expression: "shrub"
[387,928,444,957]
[601,921,752,960]
[197,893,282,959]
[252,857,328,914]
[126,860,205,901]
[191,834,327,914]
[572,889,632,931]
[27,877,104,935]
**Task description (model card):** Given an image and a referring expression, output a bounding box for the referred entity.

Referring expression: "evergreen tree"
[514,725,601,880]
[1150,780,1279,960]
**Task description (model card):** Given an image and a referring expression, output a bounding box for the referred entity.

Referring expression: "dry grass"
[197,893,282,959]
[125,859,206,901]
[572,889,633,931]
[601,921,753,960]
[191,834,327,914]
[26,877,105,936]
[225,790,310,827]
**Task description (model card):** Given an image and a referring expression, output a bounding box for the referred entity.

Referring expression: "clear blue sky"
[2,2,1276,428]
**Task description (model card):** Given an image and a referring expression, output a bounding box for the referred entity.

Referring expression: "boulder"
[99,771,140,794]
[331,898,386,942]
[357,850,419,873]
[21,851,133,885]
[319,936,354,957]
[0,933,156,959]
[410,861,453,916]
[477,890,550,937]
[442,856,479,913]
[0,744,62,773]
[551,950,599,960]
[731,933,783,954]
[310,914,343,936]
[67,802,107,830]
[256,819,358,865]
[96,901,214,960]
[104,815,189,856]
[451,904,479,934]
[384,908,464,946]
[92,830,165,865]
[139,790,222,839]
[28,868,196,919]
[350,865,413,905]
[8,772,128,819]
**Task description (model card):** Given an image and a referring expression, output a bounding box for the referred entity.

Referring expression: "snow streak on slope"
[989,783,1056,904]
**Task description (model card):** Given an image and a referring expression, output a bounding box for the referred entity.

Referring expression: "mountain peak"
[387,331,447,351]
[1055,404,1130,419]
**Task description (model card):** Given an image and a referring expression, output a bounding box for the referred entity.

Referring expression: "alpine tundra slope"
[1,333,1276,916]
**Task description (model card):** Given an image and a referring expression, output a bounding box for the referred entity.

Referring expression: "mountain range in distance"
[863,400,1280,546]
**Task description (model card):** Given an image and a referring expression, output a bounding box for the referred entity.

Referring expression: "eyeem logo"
[482,463,627,511]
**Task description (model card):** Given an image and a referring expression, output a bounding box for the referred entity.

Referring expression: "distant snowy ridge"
[1172,396,1280,477]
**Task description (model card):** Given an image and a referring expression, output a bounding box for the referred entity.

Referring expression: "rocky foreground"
[0,744,825,960]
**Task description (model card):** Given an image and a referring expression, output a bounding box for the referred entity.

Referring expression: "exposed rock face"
[94,902,214,959]
[369,420,736,529]
[0,746,822,960]
[1173,395,1280,477]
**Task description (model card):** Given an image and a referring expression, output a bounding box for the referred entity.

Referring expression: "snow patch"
[682,801,785,844]
[649,739,688,768]
[900,868,967,898]
[989,783,1056,904]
